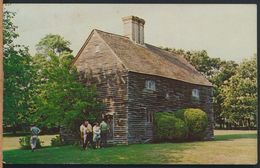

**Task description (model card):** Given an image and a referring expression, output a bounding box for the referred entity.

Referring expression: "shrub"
[51,135,64,147]
[174,109,186,119]
[19,136,43,149]
[154,112,188,141]
[175,108,208,140]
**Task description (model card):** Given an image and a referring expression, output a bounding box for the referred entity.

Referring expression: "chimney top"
[122,16,145,25]
[122,15,145,45]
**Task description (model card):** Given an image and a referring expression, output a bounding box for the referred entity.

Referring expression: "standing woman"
[93,122,101,149]
[80,121,88,150]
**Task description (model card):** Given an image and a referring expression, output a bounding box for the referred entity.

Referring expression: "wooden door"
[144,108,153,139]
[105,114,114,140]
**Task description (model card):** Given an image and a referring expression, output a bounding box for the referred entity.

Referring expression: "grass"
[3,130,258,164]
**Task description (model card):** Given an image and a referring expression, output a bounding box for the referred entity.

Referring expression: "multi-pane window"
[192,89,200,100]
[145,80,156,91]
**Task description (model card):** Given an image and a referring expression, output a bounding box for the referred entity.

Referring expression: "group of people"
[29,119,109,152]
[80,119,109,150]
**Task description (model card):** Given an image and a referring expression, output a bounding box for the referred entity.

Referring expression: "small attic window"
[95,45,100,53]
[145,80,156,91]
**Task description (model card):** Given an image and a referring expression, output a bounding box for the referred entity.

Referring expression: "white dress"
[93,126,101,142]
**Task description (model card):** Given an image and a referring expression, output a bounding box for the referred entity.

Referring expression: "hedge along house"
[72,16,214,144]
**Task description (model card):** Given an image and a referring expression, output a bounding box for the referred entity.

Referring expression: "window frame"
[145,80,156,91]
[192,88,200,100]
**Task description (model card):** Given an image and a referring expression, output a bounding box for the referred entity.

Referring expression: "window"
[146,110,153,123]
[192,89,200,100]
[145,80,156,91]
[95,45,100,53]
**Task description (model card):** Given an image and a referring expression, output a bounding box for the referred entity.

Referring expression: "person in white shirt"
[93,122,101,149]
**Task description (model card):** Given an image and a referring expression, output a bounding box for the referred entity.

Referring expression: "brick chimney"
[122,16,145,45]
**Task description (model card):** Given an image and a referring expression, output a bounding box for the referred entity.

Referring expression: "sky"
[5,4,257,63]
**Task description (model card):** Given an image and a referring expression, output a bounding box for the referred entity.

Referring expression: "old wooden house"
[72,16,214,144]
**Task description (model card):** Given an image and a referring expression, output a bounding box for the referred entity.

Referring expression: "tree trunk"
[247,119,251,130]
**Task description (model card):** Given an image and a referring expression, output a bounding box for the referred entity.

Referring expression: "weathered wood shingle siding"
[127,72,214,143]
[92,70,128,144]
[73,30,214,145]
[74,31,129,144]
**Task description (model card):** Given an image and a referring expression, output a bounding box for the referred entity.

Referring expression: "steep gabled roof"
[74,29,212,87]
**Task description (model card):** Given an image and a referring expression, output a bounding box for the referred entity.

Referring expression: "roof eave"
[128,70,213,87]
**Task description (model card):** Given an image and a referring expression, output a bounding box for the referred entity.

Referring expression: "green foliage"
[220,56,257,129]
[174,109,185,120]
[19,136,43,150]
[175,108,208,140]
[51,136,64,147]
[154,112,188,141]
[3,9,103,135]
[36,34,72,55]
[3,10,34,131]
[31,34,104,134]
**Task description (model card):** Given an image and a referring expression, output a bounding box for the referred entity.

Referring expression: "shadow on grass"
[214,133,257,141]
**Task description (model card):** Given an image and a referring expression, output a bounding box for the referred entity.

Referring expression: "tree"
[220,56,257,129]
[32,34,103,134]
[184,50,222,78]
[159,46,248,129]
[210,60,238,128]
[3,10,34,133]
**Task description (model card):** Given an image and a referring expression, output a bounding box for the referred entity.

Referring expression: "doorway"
[105,114,114,140]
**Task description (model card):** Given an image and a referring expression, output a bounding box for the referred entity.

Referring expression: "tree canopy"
[3,11,34,132]
[3,11,103,134]
[32,34,103,132]
[220,56,257,128]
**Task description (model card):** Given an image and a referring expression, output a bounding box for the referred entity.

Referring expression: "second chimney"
[122,16,145,45]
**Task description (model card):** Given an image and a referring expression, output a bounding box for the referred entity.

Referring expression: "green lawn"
[3,130,257,164]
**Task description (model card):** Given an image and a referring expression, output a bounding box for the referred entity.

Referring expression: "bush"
[175,108,208,140]
[154,112,188,141]
[51,135,64,146]
[19,136,43,149]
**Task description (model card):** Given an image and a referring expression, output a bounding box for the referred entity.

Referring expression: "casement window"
[95,45,100,53]
[192,89,200,100]
[145,80,156,91]
[146,110,153,123]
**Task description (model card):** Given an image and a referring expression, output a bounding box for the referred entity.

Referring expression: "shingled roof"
[74,29,212,87]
